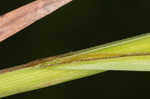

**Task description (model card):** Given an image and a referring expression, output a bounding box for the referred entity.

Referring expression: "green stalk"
[1,33,150,98]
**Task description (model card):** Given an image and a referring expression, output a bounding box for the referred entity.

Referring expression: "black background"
[1,0,150,99]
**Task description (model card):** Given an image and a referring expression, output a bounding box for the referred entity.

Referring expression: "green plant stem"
[1,33,150,98]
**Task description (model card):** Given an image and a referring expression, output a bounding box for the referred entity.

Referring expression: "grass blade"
[0,33,150,97]
[0,0,72,42]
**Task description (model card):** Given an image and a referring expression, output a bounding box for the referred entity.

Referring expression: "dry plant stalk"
[0,0,72,42]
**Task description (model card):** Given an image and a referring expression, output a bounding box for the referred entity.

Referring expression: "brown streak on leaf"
[0,55,59,74]
[46,52,150,66]
[1,52,150,74]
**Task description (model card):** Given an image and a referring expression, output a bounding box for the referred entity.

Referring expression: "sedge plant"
[0,33,150,98]
[1,0,150,98]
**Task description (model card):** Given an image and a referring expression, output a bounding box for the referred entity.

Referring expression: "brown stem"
[0,0,72,42]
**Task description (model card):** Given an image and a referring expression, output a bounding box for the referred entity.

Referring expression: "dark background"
[0,0,150,99]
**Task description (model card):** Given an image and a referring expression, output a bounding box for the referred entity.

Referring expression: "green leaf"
[0,33,150,98]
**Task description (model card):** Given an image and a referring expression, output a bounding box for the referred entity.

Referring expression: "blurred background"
[1,0,150,99]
